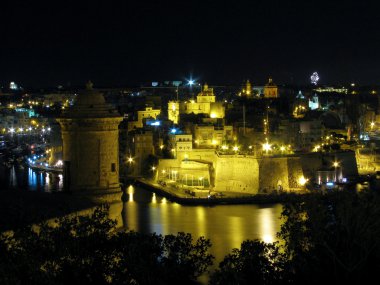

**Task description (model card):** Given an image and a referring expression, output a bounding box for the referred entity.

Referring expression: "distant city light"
[310,72,320,85]
[9,81,18,90]
[170,128,177,134]
[188,79,195,86]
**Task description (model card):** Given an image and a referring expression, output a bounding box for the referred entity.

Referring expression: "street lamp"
[262,142,272,154]
[333,161,340,182]
[127,157,134,163]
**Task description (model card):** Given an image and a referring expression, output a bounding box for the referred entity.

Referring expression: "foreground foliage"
[0,205,213,285]
[211,190,380,284]
[2,191,380,284]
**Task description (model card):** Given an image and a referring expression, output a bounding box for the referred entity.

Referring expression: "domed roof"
[61,82,121,119]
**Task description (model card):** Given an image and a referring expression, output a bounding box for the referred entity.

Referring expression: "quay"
[132,178,302,205]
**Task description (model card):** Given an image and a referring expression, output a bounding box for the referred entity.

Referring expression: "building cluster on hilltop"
[2,78,380,195]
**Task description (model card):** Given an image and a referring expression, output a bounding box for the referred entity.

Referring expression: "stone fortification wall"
[286,157,304,189]
[258,157,289,192]
[215,157,259,193]
[215,156,304,193]
[159,153,305,194]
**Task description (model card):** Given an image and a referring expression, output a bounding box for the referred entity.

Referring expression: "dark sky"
[1,0,380,88]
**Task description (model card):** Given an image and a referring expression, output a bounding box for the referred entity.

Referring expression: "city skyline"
[1,0,380,87]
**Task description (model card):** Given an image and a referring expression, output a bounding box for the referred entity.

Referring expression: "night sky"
[1,0,380,88]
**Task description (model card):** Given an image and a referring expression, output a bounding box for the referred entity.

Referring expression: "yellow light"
[171,148,175,152]
[160,144,164,149]
[233,146,239,152]
[262,142,272,152]
[152,166,156,171]
[298,176,308,186]
[333,161,339,168]
[162,170,166,174]
[221,145,228,150]
[184,153,189,159]
[127,157,133,163]
[210,113,217,118]
[280,146,285,152]
[212,139,217,145]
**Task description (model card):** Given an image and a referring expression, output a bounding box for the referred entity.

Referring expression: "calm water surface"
[122,185,283,264]
[1,164,283,264]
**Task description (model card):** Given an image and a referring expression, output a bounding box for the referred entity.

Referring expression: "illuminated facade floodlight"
[298,176,308,186]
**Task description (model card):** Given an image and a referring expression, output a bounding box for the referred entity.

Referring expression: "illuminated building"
[180,84,225,118]
[193,125,233,147]
[314,87,348,94]
[308,94,320,110]
[168,101,179,124]
[128,107,161,130]
[132,131,155,175]
[169,134,193,155]
[292,91,308,118]
[239,80,253,98]
[263,77,278,98]
[57,82,123,193]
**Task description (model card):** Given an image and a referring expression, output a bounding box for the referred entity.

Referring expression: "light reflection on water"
[1,166,283,265]
[122,184,283,264]
[1,163,63,192]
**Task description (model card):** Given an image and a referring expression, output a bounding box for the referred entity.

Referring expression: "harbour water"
[1,164,283,266]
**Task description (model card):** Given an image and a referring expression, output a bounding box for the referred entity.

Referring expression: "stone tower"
[57,82,123,195]
[264,77,278,98]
